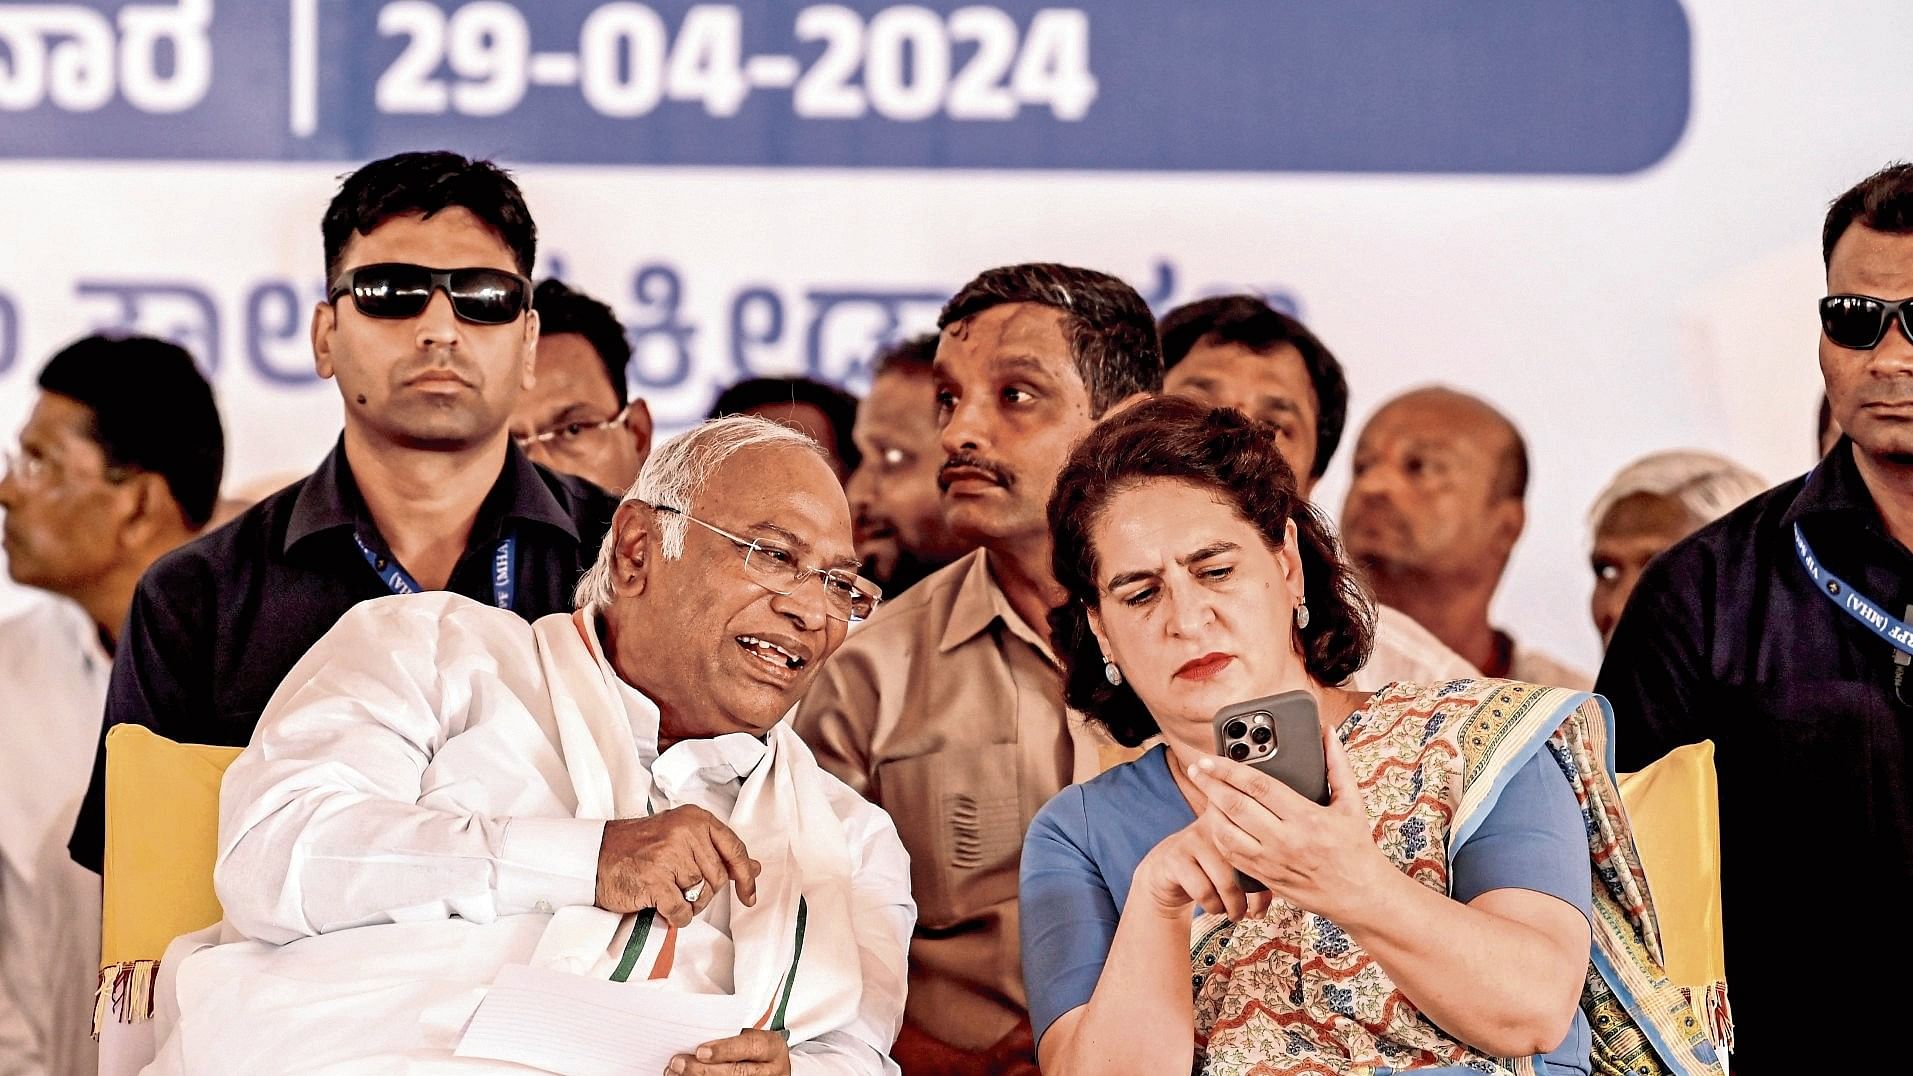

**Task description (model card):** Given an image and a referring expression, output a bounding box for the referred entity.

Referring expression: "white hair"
[1587,450,1770,544]
[573,414,827,609]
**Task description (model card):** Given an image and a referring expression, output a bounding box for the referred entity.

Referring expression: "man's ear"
[1488,498,1525,562]
[312,301,337,380]
[520,309,541,391]
[609,499,653,598]
[625,398,654,470]
[117,473,188,552]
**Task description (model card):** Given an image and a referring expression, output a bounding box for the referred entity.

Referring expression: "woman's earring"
[1104,660,1124,686]
[1294,601,1311,631]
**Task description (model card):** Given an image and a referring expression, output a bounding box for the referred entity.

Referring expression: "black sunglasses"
[1819,294,1913,350]
[328,263,532,326]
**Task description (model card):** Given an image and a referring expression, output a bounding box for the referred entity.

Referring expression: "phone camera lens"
[1227,742,1249,762]
[1225,720,1248,740]
[1250,725,1273,745]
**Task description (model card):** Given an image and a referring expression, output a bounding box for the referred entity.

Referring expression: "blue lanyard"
[1793,522,1913,657]
[354,530,517,610]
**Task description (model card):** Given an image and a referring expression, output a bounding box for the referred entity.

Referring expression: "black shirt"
[1596,439,1913,1072]
[67,438,619,871]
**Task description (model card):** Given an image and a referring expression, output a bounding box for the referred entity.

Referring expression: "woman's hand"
[1185,722,1392,922]
[1129,821,1271,922]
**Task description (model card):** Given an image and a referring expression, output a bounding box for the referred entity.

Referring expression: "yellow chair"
[1617,740,1731,1051]
[94,725,242,1037]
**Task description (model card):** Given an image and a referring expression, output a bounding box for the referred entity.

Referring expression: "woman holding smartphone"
[1019,397,1719,1076]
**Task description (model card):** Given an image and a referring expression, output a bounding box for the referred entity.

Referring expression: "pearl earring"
[1104,661,1123,686]
[1294,601,1311,630]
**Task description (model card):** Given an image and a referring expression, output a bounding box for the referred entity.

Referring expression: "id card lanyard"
[1793,522,1913,700]
[354,529,517,610]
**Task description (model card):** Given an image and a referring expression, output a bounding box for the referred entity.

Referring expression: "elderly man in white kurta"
[144,416,913,1076]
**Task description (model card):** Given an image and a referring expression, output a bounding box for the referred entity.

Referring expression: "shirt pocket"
[877,742,1023,929]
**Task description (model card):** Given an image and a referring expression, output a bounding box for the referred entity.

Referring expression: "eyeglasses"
[1,446,129,492]
[651,503,882,623]
[515,403,632,457]
[1820,294,1913,350]
[328,262,533,326]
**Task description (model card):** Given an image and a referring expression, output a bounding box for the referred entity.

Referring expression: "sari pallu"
[1190,679,1727,1076]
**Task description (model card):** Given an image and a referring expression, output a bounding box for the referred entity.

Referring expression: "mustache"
[938,452,1014,491]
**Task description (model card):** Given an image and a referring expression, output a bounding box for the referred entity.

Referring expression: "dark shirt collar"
[1784,437,1882,529]
[284,436,580,556]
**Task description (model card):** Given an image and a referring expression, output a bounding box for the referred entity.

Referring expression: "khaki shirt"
[793,549,1114,1051]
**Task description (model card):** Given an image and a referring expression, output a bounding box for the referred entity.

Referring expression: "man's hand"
[665,1028,789,1076]
[596,806,762,927]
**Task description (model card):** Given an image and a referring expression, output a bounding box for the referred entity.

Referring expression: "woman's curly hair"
[1047,396,1376,747]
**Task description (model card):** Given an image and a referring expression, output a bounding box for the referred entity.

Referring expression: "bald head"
[1341,386,1529,595]
[1373,387,1527,501]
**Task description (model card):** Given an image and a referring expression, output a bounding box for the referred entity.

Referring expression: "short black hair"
[706,377,861,474]
[322,151,537,281]
[1159,295,1349,480]
[1824,162,1913,267]
[1048,396,1376,747]
[533,278,631,408]
[938,263,1163,416]
[37,335,224,529]
[872,332,939,379]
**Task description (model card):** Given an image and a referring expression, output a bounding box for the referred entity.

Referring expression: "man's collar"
[936,547,1055,661]
[1783,437,1878,527]
[283,439,357,553]
[284,436,580,556]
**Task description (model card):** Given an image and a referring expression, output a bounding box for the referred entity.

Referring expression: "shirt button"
[535,900,554,914]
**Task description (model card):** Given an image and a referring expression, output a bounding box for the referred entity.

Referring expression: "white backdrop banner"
[0,0,1880,669]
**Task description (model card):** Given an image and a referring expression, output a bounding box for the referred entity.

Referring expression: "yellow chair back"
[1616,739,1726,991]
[95,725,242,1031]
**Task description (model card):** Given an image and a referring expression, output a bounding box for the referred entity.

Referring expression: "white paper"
[455,964,761,1076]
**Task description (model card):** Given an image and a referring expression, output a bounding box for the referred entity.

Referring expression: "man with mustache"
[795,263,1162,1073]
[69,151,619,872]
[846,333,974,595]
[1597,162,1913,1072]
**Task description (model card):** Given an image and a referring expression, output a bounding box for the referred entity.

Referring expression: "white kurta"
[0,597,107,1076]
[144,593,913,1075]
[1349,604,1479,691]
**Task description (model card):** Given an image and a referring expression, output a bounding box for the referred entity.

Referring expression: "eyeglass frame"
[1819,293,1913,350]
[649,502,883,622]
[514,403,634,455]
[1,445,132,492]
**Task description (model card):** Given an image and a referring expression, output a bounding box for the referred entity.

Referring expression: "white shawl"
[526,609,863,1043]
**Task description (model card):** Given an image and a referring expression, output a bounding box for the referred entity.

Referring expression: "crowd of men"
[0,148,1903,1074]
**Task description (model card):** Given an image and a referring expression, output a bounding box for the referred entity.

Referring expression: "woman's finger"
[1245,891,1275,918]
[1188,757,1289,834]
[1190,834,1249,920]
[1322,724,1366,818]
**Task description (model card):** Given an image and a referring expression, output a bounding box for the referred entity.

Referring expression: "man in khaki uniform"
[794,263,1162,1073]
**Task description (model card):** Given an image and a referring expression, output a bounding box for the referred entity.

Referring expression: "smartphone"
[1210,690,1330,894]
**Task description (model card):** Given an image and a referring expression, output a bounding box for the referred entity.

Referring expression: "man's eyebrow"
[539,403,600,429]
[1257,398,1306,419]
[992,354,1064,380]
[744,522,812,554]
